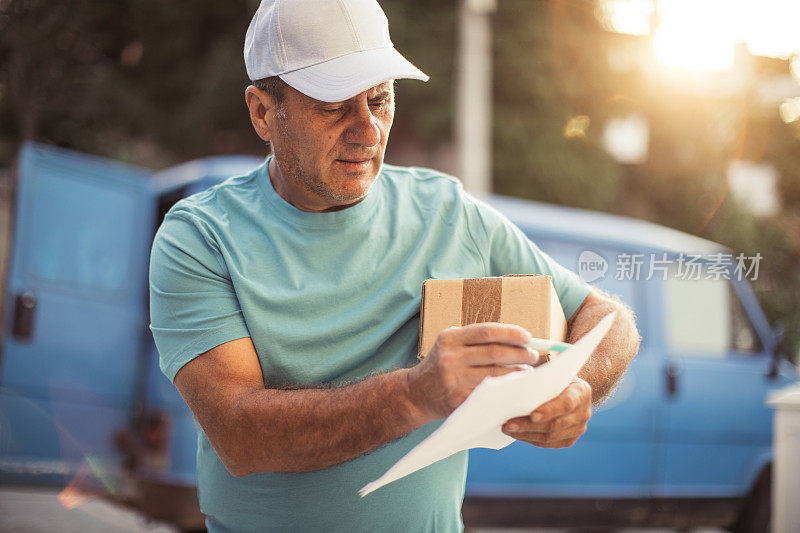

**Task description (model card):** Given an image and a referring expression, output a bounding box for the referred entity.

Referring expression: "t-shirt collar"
[257,155,383,229]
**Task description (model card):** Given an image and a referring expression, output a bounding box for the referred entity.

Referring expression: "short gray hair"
[252,76,288,120]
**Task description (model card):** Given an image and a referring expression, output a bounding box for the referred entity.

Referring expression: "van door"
[0,143,153,485]
[653,271,789,497]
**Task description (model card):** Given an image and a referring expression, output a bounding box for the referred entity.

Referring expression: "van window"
[156,187,189,226]
[664,275,762,355]
[730,286,762,353]
[529,238,642,322]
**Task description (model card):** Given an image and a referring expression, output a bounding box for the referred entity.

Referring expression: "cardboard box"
[418,275,567,360]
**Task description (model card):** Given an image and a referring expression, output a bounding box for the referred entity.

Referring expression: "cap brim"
[279,46,429,103]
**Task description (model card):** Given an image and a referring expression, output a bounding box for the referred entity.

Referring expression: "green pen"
[524,338,573,353]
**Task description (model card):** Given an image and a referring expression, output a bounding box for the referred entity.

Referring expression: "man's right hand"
[407,323,539,421]
[172,324,537,475]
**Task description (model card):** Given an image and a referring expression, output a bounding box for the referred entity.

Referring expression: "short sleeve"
[464,196,591,321]
[149,212,251,383]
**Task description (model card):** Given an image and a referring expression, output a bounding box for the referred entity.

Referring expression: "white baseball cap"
[244,0,429,103]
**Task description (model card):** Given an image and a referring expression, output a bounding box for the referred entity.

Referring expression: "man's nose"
[344,104,381,147]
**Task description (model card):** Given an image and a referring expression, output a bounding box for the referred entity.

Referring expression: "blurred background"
[1,0,800,532]
[1,0,798,360]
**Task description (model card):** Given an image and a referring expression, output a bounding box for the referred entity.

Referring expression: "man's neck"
[267,157,366,213]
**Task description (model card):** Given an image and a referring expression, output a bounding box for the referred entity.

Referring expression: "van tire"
[730,467,770,533]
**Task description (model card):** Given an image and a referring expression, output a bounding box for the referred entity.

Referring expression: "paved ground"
[0,487,177,533]
[1,486,728,533]
[471,529,725,533]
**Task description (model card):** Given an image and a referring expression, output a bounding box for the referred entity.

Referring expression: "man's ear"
[245,85,276,142]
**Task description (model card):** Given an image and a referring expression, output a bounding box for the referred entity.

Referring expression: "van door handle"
[665,364,680,398]
[12,291,36,340]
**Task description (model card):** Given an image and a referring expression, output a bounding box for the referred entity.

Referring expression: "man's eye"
[323,107,343,113]
[369,100,386,108]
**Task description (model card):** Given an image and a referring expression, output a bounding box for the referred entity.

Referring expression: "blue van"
[466,196,798,532]
[1,143,797,531]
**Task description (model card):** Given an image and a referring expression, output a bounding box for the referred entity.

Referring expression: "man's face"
[267,81,394,212]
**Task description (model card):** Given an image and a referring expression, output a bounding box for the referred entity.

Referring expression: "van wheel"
[731,468,770,533]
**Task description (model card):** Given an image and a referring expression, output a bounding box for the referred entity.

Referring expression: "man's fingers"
[529,379,592,422]
[527,437,581,449]
[503,416,588,437]
[502,417,588,446]
[465,363,529,384]
[450,322,532,348]
[499,377,593,449]
[504,405,590,434]
[505,430,585,447]
[461,343,539,367]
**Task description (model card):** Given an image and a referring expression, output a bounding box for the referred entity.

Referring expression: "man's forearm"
[228,368,431,475]
[568,290,641,404]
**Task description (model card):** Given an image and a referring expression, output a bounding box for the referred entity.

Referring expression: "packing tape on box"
[461,277,502,324]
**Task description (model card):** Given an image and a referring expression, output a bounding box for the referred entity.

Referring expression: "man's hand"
[407,323,540,421]
[498,287,640,449]
[500,377,592,448]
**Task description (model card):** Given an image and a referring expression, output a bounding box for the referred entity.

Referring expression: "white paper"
[359,312,616,497]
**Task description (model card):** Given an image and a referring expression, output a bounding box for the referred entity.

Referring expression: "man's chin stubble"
[299,170,375,206]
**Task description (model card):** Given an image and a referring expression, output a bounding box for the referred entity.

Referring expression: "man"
[148,0,640,531]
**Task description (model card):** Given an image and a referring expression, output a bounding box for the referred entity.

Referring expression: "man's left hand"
[501,377,592,448]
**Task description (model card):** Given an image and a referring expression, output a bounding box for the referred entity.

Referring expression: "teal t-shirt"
[148,159,591,532]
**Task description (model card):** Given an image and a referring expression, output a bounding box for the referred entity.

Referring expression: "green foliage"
[0,0,455,167]
[702,196,800,359]
[0,0,264,166]
[381,1,456,147]
[491,0,623,210]
[767,120,800,211]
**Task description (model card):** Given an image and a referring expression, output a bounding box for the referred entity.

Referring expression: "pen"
[524,338,573,353]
